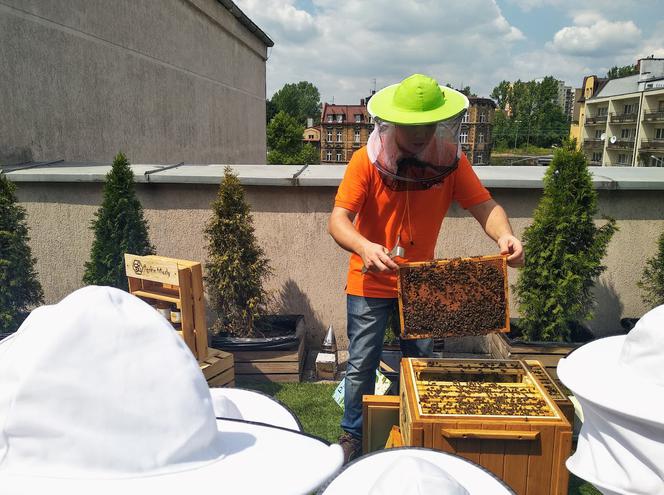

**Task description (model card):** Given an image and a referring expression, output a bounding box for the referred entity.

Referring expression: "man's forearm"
[328,211,368,255]
[469,199,514,242]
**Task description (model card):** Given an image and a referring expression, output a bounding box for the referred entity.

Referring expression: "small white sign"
[333,369,392,410]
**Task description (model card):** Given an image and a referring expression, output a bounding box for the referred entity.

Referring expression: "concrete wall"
[0,0,268,164]
[11,166,664,351]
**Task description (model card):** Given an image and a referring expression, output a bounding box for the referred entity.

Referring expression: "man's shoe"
[338,432,362,464]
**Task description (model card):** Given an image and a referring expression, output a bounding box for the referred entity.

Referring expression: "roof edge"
[216,0,274,47]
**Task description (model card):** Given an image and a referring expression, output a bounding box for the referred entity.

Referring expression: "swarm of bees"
[399,258,507,338]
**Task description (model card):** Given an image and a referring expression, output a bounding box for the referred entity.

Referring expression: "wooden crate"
[362,395,401,454]
[200,348,235,387]
[488,332,579,383]
[232,335,305,383]
[397,255,509,339]
[125,254,208,361]
[399,358,572,495]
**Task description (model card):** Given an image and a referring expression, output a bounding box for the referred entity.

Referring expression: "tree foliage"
[606,64,638,80]
[269,81,321,126]
[205,167,272,337]
[0,173,43,332]
[491,77,569,149]
[83,152,154,291]
[514,142,617,342]
[638,230,664,308]
[267,111,319,165]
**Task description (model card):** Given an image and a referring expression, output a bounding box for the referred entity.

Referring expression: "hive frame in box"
[397,255,510,340]
[399,357,572,495]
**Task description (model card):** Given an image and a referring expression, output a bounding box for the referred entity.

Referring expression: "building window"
[659,101,664,111]
[460,131,468,144]
[621,128,632,139]
[336,114,343,123]
[327,130,332,141]
[656,128,664,140]
[308,134,314,139]
[326,150,332,161]
[462,112,469,123]
[354,130,360,143]
[336,152,343,162]
[476,153,483,164]
[597,107,608,116]
[592,152,602,162]
[618,153,627,164]
[337,130,343,142]
[327,115,334,123]
[355,114,362,123]
[594,129,603,139]
[623,103,635,115]
[478,133,484,143]
[479,113,486,123]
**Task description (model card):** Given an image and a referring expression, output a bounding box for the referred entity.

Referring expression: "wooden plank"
[132,288,181,306]
[189,263,208,361]
[235,361,300,374]
[454,420,482,464]
[480,422,505,480]
[178,267,197,358]
[551,428,572,495]
[433,421,457,453]
[231,346,300,362]
[235,372,301,383]
[200,350,234,380]
[124,254,180,285]
[502,423,531,495]
[441,428,539,441]
[525,425,554,495]
[363,399,400,453]
[207,367,235,387]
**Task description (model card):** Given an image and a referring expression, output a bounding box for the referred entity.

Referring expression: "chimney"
[307,117,313,128]
[360,98,365,106]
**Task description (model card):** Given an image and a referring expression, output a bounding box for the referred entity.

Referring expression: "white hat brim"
[557,336,664,427]
[2,418,343,495]
[210,387,302,431]
[317,447,514,494]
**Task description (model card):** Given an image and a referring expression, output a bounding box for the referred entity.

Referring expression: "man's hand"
[497,234,524,268]
[360,241,399,272]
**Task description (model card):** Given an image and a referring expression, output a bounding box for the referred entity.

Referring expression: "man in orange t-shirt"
[328,74,524,463]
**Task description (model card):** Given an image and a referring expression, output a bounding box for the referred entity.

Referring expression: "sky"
[234,0,664,105]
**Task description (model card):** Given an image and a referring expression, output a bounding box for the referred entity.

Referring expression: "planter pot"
[210,315,306,383]
[487,318,592,383]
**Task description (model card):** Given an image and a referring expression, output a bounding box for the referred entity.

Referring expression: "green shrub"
[0,173,43,332]
[638,230,664,308]
[205,167,272,336]
[83,152,154,290]
[514,142,617,342]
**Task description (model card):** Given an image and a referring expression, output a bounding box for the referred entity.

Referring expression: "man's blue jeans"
[341,295,433,439]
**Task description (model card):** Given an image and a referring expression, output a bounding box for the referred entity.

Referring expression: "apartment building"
[580,58,664,166]
[570,75,608,149]
[461,98,496,165]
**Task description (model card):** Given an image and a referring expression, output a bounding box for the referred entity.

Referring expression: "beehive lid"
[397,255,509,339]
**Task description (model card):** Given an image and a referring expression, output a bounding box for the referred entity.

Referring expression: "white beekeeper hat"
[557,304,664,495]
[0,286,342,495]
[317,447,514,494]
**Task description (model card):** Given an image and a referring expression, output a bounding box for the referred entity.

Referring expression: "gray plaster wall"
[14,181,664,352]
[0,0,268,164]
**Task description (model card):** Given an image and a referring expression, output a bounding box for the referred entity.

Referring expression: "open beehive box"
[399,358,572,495]
[397,255,509,339]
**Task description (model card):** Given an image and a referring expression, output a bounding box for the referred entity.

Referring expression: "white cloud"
[550,16,641,57]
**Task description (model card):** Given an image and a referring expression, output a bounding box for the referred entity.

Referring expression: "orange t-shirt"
[334,147,491,298]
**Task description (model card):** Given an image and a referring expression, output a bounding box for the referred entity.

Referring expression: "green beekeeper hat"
[367,74,469,125]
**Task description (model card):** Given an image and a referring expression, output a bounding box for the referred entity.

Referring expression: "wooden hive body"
[399,358,572,495]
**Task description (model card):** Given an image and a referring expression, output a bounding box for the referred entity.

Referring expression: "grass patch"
[237,381,601,495]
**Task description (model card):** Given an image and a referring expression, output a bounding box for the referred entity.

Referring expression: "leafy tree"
[270,81,321,126]
[205,167,272,336]
[607,64,638,80]
[266,99,277,124]
[638,230,664,307]
[0,173,43,332]
[83,152,154,291]
[491,80,511,110]
[267,111,319,165]
[514,142,617,342]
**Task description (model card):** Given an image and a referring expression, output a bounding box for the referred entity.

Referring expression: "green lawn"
[238,381,600,495]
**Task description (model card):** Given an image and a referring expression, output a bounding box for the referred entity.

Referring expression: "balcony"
[640,139,664,150]
[643,111,664,122]
[583,138,604,148]
[607,139,635,150]
[585,115,607,124]
[609,112,638,124]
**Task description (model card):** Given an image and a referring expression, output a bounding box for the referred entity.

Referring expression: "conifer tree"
[205,167,271,336]
[638,231,664,307]
[83,152,154,291]
[514,142,617,342]
[0,173,43,332]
